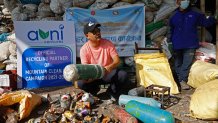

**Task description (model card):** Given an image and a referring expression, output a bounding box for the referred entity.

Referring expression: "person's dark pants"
[77,69,130,96]
[173,48,196,83]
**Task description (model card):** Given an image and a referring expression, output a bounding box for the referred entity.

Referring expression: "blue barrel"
[125,100,175,123]
[118,95,161,108]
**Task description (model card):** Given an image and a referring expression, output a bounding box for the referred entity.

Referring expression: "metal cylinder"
[128,86,145,96]
[63,64,105,82]
[125,100,175,123]
[118,95,161,108]
[109,104,138,123]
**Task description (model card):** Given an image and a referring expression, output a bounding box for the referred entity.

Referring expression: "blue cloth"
[0,33,10,42]
[169,8,216,50]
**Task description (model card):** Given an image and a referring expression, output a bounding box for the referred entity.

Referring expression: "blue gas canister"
[118,95,161,108]
[125,100,175,123]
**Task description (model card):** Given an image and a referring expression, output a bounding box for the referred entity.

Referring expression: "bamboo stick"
[216,0,218,64]
[200,0,206,42]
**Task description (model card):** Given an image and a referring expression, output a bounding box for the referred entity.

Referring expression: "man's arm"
[80,47,89,64]
[104,55,120,73]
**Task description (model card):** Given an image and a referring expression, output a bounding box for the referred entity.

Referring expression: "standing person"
[77,21,131,99]
[168,0,216,90]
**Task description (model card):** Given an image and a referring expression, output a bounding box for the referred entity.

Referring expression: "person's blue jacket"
[169,7,216,50]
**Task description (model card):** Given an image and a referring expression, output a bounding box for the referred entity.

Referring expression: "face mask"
[180,0,190,9]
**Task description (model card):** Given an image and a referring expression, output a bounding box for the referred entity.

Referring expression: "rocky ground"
[23,85,218,123]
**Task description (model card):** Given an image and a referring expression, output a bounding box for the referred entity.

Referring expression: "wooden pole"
[216,0,218,64]
[200,0,206,42]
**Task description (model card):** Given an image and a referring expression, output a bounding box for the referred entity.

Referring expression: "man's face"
[176,0,189,5]
[86,27,101,42]
[176,0,190,10]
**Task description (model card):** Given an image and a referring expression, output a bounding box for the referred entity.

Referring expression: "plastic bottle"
[118,95,161,108]
[125,100,175,123]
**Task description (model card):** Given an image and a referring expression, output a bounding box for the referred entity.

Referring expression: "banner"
[65,4,145,56]
[14,21,76,88]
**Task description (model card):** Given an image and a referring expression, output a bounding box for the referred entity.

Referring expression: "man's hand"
[104,55,120,74]
[104,66,113,74]
[83,78,94,83]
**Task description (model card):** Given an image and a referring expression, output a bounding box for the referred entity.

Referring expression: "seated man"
[77,21,132,99]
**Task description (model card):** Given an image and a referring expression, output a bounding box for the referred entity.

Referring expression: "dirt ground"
[21,85,218,123]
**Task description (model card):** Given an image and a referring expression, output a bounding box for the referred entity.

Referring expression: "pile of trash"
[0,85,178,123]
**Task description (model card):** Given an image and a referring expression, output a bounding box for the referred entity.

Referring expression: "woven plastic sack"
[163,0,176,5]
[89,0,118,9]
[38,3,54,18]
[7,33,16,42]
[189,80,218,120]
[0,90,42,120]
[19,0,41,4]
[121,0,137,3]
[145,20,165,34]
[22,4,38,18]
[188,60,218,88]
[145,11,154,24]
[0,0,3,4]
[154,3,177,22]
[134,53,179,94]
[73,0,95,8]
[112,2,131,8]
[50,0,73,14]
[6,63,17,70]
[2,8,11,16]
[89,1,110,10]
[3,0,19,12]
[40,16,63,21]
[0,41,11,61]
[9,41,17,56]
[141,0,162,9]
[11,5,28,21]
[149,26,167,40]
[94,0,118,5]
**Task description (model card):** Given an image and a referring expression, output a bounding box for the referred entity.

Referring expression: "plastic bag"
[188,60,218,88]
[195,42,216,63]
[0,90,42,120]
[189,80,218,120]
[0,41,11,61]
[134,53,179,94]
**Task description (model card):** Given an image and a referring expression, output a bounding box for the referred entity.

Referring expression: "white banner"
[65,4,145,56]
